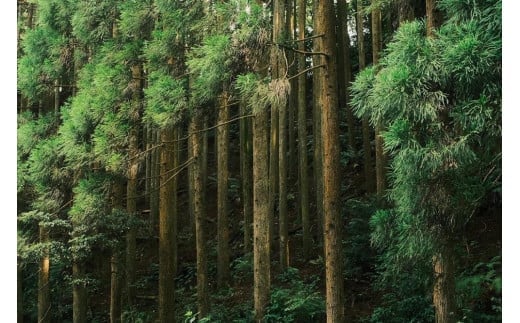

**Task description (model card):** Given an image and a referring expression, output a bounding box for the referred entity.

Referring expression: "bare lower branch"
[287,64,326,81]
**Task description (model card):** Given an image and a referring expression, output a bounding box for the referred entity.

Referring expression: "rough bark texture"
[398,0,415,24]
[217,91,231,288]
[312,0,324,243]
[357,1,375,194]
[426,0,442,37]
[190,114,210,317]
[253,102,271,323]
[72,261,87,323]
[372,0,387,196]
[433,243,456,323]
[158,126,176,322]
[297,0,311,257]
[315,1,346,322]
[273,0,289,272]
[279,87,289,271]
[38,225,51,323]
[240,102,253,253]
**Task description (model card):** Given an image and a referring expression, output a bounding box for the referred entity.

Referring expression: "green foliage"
[188,34,233,105]
[265,268,325,323]
[457,256,501,322]
[71,0,118,47]
[18,26,67,102]
[144,70,188,128]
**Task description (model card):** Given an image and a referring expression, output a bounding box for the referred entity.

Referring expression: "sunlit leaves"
[18,26,67,102]
[188,34,233,105]
[144,70,188,128]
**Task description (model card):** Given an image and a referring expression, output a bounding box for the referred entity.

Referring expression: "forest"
[16,0,501,322]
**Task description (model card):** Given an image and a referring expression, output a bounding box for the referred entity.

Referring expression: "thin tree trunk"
[371,0,386,196]
[125,64,142,309]
[72,261,87,323]
[357,0,375,194]
[240,102,253,253]
[217,90,231,288]
[190,113,209,317]
[315,1,345,321]
[313,0,324,245]
[433,242,456,323]
[151,129,160,230]
[338,0,356,152]
[253,101,271,323]
[279,87,289,271]
[38,225,51,323]
[159,126,176,322]
[297,0,311,257]
[110,182,124,323]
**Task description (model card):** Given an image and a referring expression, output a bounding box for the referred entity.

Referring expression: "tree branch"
[291,33,325,43]
[287,64,326,81]
[164,114,255,143]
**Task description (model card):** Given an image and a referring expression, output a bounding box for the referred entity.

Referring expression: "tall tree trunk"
[338,0,356,152]
[190,113,209,317]
[371,0,387,196]
[217,90,231,288]
[151,129,160,230]
[315,1,345,321]
[279,88,289,271]
[297,0,311,257]
[272,0,289,271]
[253,100,271,323]
[126,64,142,308]
[398,0,415,25]
[38,225,51,323]
[159,125,177,322]
[357,0,375,194]
[240,102,253,253]
[433,241,456,323]
[72,261,87,323]
[110,182,124,323]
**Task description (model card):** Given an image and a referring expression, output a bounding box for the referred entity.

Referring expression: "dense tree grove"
[17,0,501,322]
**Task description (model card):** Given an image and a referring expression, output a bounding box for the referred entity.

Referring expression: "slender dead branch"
[270,42,329,57]
[287,64,326,81]
[291,33,325,43]
[164,114,255,143]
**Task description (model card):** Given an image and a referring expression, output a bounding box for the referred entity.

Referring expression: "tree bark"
[315,1,345,321]
[357,0,375,194]
[125,64,142,308]
[253,101,271,323]
[371,0,387,196]
[72,261,87,323]
[38,225,51,323]
[240,102,253,253]
[426,0,442,37]
[337,0,356,153]
[433,242,456,323]
[110,182,124,323]
[158,125,177,322]
[190,113,210,317]
[297,0,311,257]
[279,85,289,271]
[217,91,231,288]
